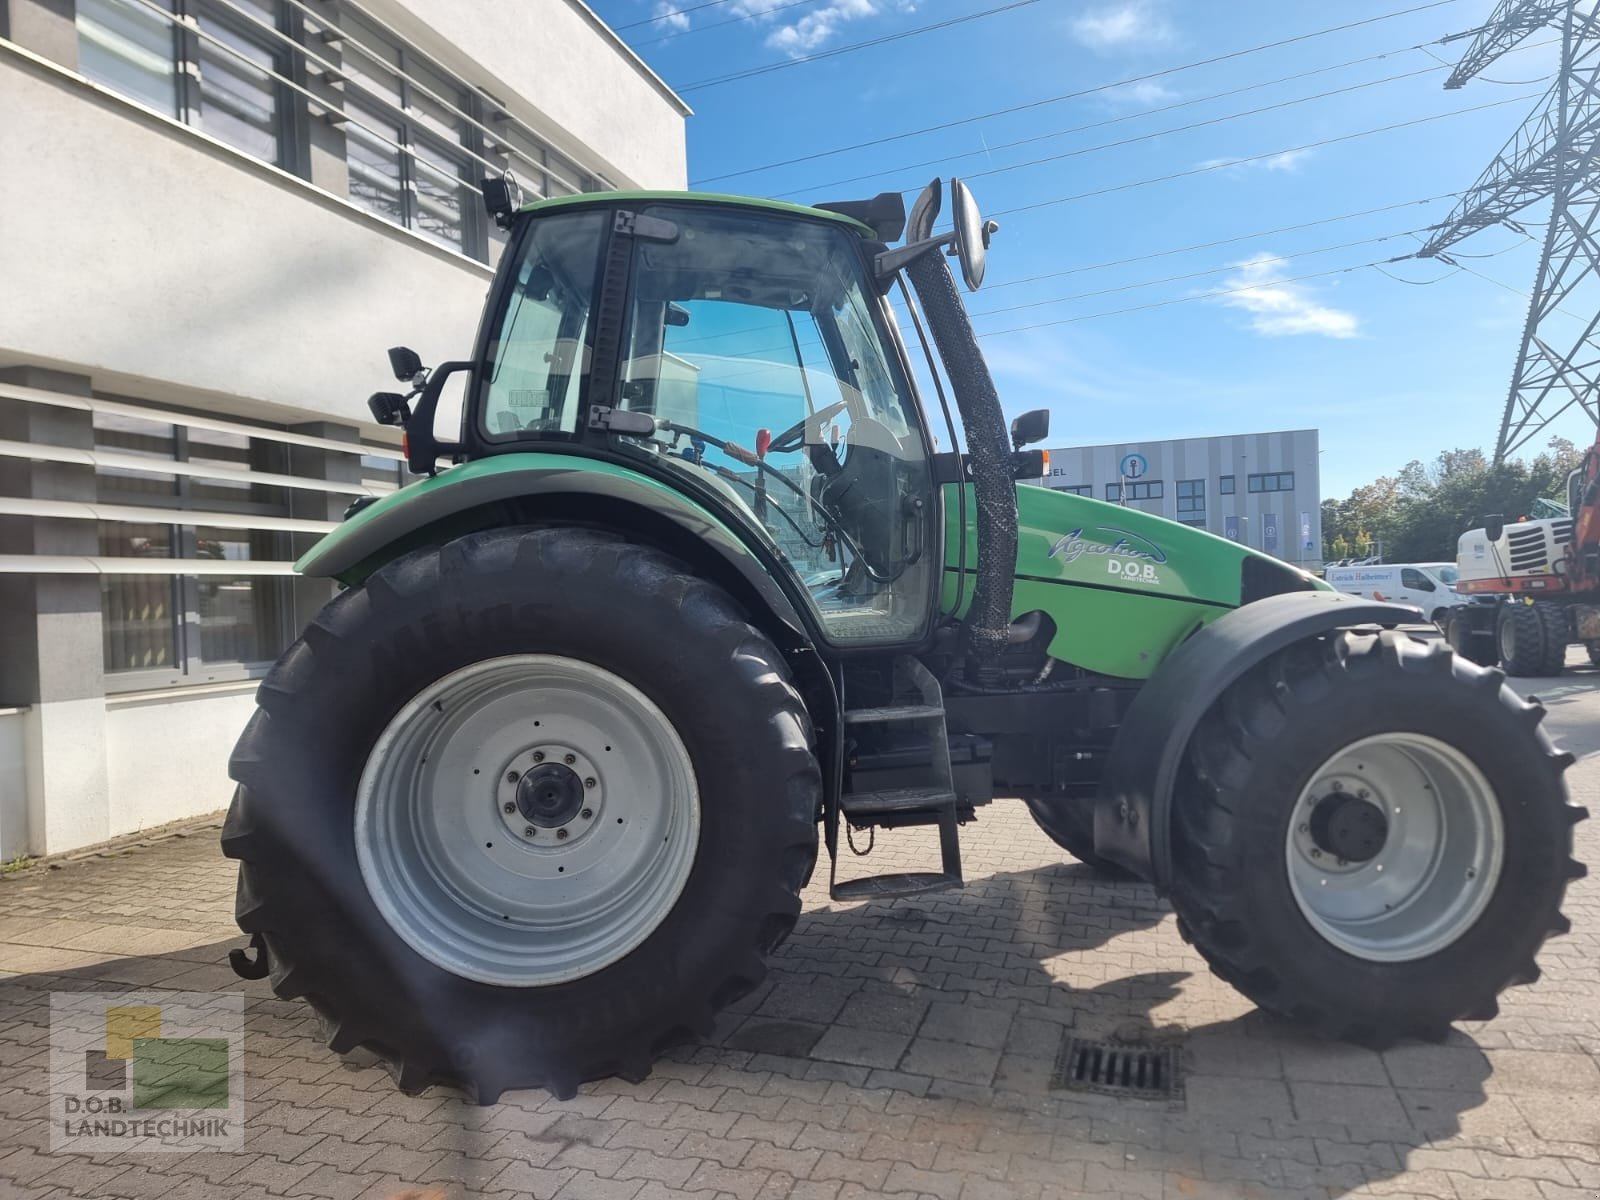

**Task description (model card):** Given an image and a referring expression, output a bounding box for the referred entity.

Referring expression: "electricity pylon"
[1418,0,1600,463]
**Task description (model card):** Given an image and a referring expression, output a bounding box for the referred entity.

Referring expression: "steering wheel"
[767,399,850,456]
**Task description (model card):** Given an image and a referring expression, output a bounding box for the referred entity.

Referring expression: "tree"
[1323,437,1585,563]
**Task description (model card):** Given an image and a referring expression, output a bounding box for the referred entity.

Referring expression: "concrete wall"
[105,686,257,836]
[1037,429,1324,569]
[0,45,494,427]
[362,0,689,190]
[0,708,26,861]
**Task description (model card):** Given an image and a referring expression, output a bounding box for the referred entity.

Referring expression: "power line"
[965,229,1430,320]
[990,92,1539,219]
[691,0,1474,183]
[973,257,1398,338]
[676,0,1043,93]
[612,0,765,33]
[631,0,823,48]
[982,194,1462,291]
[777,40,1454,199]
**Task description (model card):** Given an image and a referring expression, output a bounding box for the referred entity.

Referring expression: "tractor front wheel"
[1497,602,1561,676]
[1443,609,1496,667]
[223,527,820,1100]
[1171,630,1584,1044]
[1023,796,1132,877]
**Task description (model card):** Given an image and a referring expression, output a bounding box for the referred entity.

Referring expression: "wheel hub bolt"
[1466,866,1477,879]
[1331,781,1343,792]
[532,751,545,763]
[1297,823,1309,835]
[585,777,596,789]
[556,828,569,840]
[524,826,536,837]
[1357,788,1370,799]
[1311,849,1323,859]
[503,802,516,814]
[507,770,520,783]
[564,753,576,765]
[581,808,593,820]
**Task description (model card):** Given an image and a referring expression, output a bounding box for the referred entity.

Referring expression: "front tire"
[1171,630,1584,1044]
[1023,795,1133,877]
[1444,609,1496,667]
[223,527,820,1100]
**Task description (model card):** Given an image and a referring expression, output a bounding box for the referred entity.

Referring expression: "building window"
[74,0,609,263]
[93,410,293,684]
[1247,471,1296,493]
[1105,483,1121,501]
[1180,518,1207,529]
[1052,483,1092,496]
[1126,480,1163,501]
[1220,475,1236,495]
[1177,479,1205,514]
[79,0,295,168]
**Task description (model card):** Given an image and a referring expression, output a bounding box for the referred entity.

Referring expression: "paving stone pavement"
[2,658,1598,1200]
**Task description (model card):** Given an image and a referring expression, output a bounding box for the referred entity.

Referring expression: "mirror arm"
[403,360,472,476]
[874,233,956,288]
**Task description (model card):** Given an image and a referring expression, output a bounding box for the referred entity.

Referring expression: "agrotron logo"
[50,991,244,1152]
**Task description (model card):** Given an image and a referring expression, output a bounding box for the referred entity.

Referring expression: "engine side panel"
[940,482,1327,678]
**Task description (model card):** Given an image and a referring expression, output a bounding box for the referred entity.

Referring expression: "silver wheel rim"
[1498,616,1517,663]
[355,655,700,986]
[1285,733,1504,962]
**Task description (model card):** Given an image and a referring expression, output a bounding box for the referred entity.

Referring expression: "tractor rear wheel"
[1497,602,1555,676]
[222,527,820,1101]
[1023,796,1133,877]
[1588,640,1600,668]
[1171,630,1584,1045]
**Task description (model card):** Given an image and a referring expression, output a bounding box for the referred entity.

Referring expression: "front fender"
[298,452,810,644]
[1094,592,1423,886]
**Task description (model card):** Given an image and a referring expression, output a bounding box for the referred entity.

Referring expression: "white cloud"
[1097,78,1179,108]
[652,1,690,31]
[761,0,916,56]
[1070,1,1173,52]
[1199,148,1314,174]
[1211,254,1360,339]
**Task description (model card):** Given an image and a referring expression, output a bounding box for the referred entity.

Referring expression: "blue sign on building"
[1224,514,1240,541]
[1119,452,1148,480]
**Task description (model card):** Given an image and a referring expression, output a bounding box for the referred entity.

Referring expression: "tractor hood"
[941,482,1330,678]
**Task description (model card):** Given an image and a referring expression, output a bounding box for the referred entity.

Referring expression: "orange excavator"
[1444,429,1600,675]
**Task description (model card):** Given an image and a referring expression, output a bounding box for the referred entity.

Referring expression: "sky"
[585,0,1586,497]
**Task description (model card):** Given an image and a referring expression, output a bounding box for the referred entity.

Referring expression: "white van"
[1322,562,1458,622]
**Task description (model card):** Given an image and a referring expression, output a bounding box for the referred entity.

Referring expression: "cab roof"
[517,190,878,237]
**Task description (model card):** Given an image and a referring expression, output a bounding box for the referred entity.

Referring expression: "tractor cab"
[479,197,940,644]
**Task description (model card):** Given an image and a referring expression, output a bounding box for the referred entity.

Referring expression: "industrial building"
[0,0,689,857]
[1031,429,1323,571]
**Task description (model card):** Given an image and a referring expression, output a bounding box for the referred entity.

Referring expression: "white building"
[0,0,689,856]
[1032,429,1323,571]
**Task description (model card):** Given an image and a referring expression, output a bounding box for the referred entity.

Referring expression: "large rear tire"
[1534,601,1571,675]
[1171,630,1584,1045]
[222,527,820,1101]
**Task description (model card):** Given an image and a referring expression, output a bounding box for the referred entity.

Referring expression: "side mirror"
[367,391,409,427]
[1010,408,1049,449]
[481,172,523,231]
[388,346,425,383]
[1483,513,1505,542]
[950,178,998,291]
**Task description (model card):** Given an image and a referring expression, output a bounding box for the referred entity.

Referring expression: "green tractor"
[224,178,1585,1102]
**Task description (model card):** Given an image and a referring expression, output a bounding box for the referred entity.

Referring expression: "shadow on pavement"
[0,853,1497,1200]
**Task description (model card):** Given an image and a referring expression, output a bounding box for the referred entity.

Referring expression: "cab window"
[1400,568,1435,591]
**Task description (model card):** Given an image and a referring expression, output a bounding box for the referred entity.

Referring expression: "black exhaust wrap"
[905,252,1017,665]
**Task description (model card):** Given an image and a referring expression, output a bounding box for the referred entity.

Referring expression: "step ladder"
[830,656,963,902]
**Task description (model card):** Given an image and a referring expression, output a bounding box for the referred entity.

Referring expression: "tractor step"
[831,656,964,903]
[830,870,961,901]
[839,788,958,817]
[844,704,945,725]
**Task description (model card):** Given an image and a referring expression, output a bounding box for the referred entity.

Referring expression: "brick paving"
[2,658,1598,1200]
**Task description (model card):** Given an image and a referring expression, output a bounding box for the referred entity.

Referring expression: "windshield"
[480,210,606,439]
[612,204,935,644]
[1434,564,1458,584]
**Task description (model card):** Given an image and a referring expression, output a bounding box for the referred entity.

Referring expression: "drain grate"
[1051,1037,1182,1101]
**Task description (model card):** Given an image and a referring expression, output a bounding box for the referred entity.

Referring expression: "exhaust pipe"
[905,252,1017,666]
